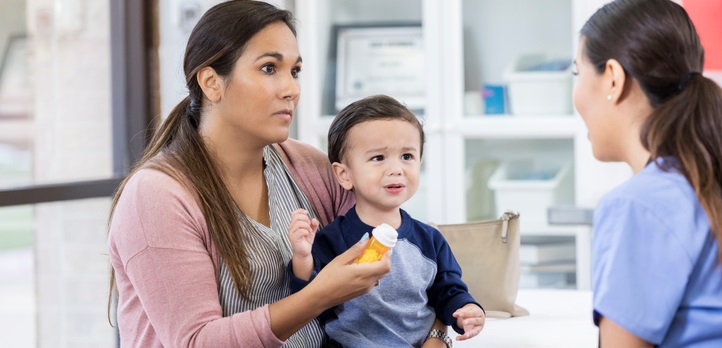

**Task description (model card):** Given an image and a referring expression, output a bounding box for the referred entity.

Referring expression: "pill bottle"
[355,223,398,263]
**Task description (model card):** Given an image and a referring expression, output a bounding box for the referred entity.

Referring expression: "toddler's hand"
[453,303,485,341]
[288,209,319,258]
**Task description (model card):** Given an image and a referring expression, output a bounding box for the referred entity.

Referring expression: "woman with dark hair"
[574,0,722,347]
[107,1,392,347]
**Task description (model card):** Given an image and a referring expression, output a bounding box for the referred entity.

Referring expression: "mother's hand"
[268,235,391,341]
[306,236,391,308]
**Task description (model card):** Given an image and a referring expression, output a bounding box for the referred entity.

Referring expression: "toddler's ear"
[332,162,354,191]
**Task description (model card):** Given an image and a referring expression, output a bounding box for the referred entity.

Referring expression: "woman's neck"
[627,145,652,174]
[620,116,651,174]
[199,114,266,179]
[208,138,270,226]
[619,82,653,174]
[212,141,265,180]
[199,116,271,226]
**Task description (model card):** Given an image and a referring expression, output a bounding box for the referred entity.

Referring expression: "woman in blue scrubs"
[573,0,722,347]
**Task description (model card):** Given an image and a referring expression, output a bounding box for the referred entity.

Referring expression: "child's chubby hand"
[453,303,485,341]
[288,208,319,258]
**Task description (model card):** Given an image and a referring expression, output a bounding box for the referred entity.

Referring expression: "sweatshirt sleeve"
[109,169,284,347]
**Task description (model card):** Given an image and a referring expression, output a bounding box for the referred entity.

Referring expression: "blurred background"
[0,0,719,347]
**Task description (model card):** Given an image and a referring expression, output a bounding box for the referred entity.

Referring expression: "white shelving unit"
[293,0,632,290]
[454,116,585,139]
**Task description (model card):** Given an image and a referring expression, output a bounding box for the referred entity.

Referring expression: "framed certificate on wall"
[333,23,424,112]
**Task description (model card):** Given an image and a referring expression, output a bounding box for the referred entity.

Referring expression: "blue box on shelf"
[482,84,507,115]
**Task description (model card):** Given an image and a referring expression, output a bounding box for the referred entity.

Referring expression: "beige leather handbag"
[434,211,529,319]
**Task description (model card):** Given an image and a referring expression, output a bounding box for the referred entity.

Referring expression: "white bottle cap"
[372,223,398,248]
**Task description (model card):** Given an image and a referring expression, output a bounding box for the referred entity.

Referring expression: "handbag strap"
[500,210,519,244]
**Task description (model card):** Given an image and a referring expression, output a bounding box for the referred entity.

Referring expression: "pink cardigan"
[108,139,354,347]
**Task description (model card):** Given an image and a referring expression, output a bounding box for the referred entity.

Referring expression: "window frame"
[0,0,155,207]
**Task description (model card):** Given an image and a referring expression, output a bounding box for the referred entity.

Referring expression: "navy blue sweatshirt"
[289,206,481,347]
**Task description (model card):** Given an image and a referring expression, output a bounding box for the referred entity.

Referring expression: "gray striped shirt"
[219,145,325,347]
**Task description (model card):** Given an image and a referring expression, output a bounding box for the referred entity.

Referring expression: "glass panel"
[464,138,574,231]
[0,0,114,190]
[459,1,577,289]
[34,198,115,347]
[0,0,32,189]
[0,198,115,348]
[519,235,577,289]
[0,205,35,348]
[461,0,572,117]
[0,0,115,346]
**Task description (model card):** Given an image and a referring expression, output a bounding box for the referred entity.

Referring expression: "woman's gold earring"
[607,95,612,101]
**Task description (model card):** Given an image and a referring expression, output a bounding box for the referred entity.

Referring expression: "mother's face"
[212,21,302,147]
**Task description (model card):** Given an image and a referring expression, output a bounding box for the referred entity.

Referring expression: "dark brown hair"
[108,0,296,323]
[582,0,722,260]
[328,94,425,164]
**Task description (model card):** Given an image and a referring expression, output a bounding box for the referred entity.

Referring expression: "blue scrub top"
[592,159,722,347]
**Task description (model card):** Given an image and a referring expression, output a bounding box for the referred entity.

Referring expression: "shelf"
[453,115,584,139]
[521,225,583,237]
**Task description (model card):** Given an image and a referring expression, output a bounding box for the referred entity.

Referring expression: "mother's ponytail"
[109,95,192,219]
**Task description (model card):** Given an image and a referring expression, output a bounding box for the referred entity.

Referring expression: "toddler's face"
[339,119,422,214]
